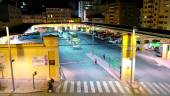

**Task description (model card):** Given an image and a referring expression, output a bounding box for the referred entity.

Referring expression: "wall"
[0,36,60,89]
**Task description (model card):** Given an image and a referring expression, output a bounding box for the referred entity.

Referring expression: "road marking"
[140,82,153,94]
[77,81,81,93]
[70,81,74,93]
[139,85,146,94]
[134,89,140,94]
[153,82,167,95]
[125,87,132,94]
[102,81,110,93]
[158,83,170,94]
[115,81,125,94]
[146,82,160,94]
[84,81,88,93]
[56,83,62,92]
[62,81,68,93]
[164,83,170,88]
[108,81,117,93]
[90,81,95,93]
[96,81,103,93]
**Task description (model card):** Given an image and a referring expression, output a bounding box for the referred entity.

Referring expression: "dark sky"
[0,0,143,14]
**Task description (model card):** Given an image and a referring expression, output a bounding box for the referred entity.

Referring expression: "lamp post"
[91,24,94,54]
[130,26,136,86]
[6,26,15,91]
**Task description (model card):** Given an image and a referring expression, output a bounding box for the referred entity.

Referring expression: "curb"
[0,90,45,94]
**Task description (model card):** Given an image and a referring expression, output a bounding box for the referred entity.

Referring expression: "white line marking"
[90,81,95,93]
[140,82,153,94]
[153,83,167,95]
[103,81,110,93]
[134,89,140,94]
[158,83,170,94]
[146,82,160,94]
[108,81,117,93]
[62,81,68,93]
[164,83,170,88]
[115,81,125,94]
[77,81,81,93]
[125,87,132,94]
[70,81,74,93]
[96,81,103,93]
[84,81,88,93]
[139,85,146,94]
[56,83,62,92]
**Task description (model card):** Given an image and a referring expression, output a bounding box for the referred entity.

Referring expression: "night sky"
[0,0,143,14]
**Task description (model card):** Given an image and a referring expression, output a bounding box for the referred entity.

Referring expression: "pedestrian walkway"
[86,53,120,80]
[55,80,170,96]
[137,51,170,69]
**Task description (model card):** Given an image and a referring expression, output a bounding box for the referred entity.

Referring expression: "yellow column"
[43,36,60,81]
[162,44,170,60]
[121,33,136,81]
[162,44,168,60]
[167,45,170,60]
[140,38,145,52]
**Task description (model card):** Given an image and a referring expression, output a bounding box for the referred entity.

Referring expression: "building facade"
[78,1,93,22]
[22,15,46,23]
[106,1,138,26]
[141,0,170,30]
[0,36,60,89]
[0,5,22,27]
[46,8,71,23]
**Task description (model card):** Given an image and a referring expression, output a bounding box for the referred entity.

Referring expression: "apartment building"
[0,5,22,27]
[46,8,71,23]
[141,0,170,30]
[107,1,138,26]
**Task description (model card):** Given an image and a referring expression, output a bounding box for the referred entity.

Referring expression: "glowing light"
[20,6,24,9]
[23,2,26,5]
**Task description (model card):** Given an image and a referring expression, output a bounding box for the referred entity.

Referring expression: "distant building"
[0,5,22,27]
[46,8,71,23]
[106,1,138,26]
[141,0,170,30]
[88,13,105,23]
[22,15,46,23]
[78,1,93,22]
[69,17,81,23]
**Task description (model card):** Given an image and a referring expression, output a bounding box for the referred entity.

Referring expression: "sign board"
[32,56,48,66]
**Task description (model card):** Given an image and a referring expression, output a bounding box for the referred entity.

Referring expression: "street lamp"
[130,26,137,86]
[6,26,15,91]
[91,24,94,54]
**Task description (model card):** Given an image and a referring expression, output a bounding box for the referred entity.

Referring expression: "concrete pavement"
[137,50,170,69]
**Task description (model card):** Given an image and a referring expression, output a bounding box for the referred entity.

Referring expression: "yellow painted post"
[43,36,60,81]
[121,33,136,81]
[162,44,168,60]
[140,39,145,52]
[167,45,170,60]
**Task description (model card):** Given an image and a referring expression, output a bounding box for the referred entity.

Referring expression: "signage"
[32,56,48,66]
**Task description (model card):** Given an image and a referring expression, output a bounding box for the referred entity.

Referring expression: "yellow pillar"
[167,46,170,60]
[43,36,60,81]
[140,38,145,52]
[121,33,136,81]
[162,44,170,60]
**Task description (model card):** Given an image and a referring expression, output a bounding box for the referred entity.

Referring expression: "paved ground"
[1,80,170,96]
[59,32,170,83]
[59,32,115,81]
